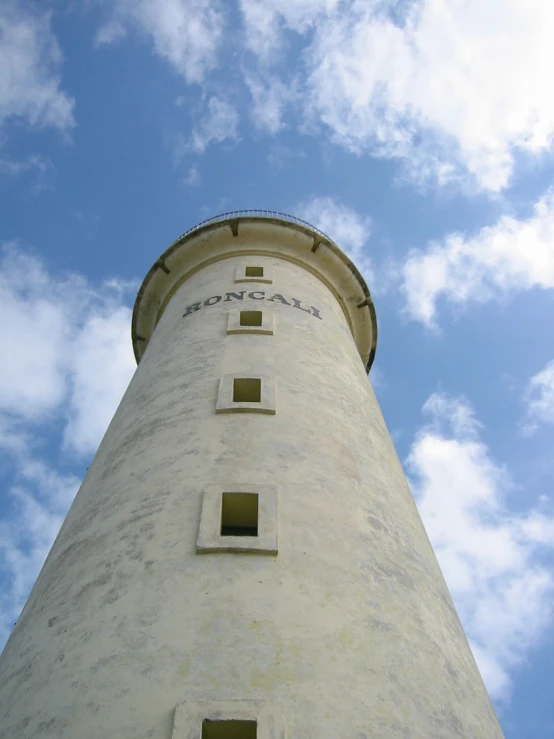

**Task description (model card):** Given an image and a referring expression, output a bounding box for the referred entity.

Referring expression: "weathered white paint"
[0,217,504,738]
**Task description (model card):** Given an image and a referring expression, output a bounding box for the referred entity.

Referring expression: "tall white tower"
[0,212,504,738]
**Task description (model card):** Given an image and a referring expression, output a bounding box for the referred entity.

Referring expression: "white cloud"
[64,305,135,456]
[401,188,554,327]
[0,244,136,450]
[0,154,51,177]
[407,392,554,701]
[0,154,54,195]
[0,154,55,196]
[189,96,239,153]
[0,246,76,418]
[0,415,28,457]
[244,72,295,134]
[95,0,224,84]
[523,360,554,434]
[296,196,373,283]
[239,0,339,60]
[295,0,554,191]
[0,1,74,131]
[184,165,201,186]
[238,0,280,60]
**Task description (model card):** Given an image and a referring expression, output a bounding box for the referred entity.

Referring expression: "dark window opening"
[233,378,261,403]
[245,266,264,277]
[221,493,259,537]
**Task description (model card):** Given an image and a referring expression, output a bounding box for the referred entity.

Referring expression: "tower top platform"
[132,210,377,371]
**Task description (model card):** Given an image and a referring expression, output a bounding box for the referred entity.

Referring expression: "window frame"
[197,484,278,555]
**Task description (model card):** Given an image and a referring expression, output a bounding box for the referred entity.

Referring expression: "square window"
[234,266,273,284]
[233,378,261,403]
[197,484,278,554]
[216,375,275,415]
[202,720,257,739]
[245,266,263,277]
[221,493,258,536]
[240,310,262,327]
[171,701,285,739]
[227,309,274,335]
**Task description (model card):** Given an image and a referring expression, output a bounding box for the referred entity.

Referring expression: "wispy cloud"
[523,360,554,434]
[243,72,295,134]
[401,188,554,327]
[296,196,373,284]
[407,393,554,701]
[184,165,201,187]
[95,0,225,84]
[238,0,340,61]
[0,155,55,195]
[189,96,239,153]
[0,1,74,131]
[0,155,51,177]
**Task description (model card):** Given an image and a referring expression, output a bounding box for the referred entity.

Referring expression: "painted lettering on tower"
[183,292,322,319]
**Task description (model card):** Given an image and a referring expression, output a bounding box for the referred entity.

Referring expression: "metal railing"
[174,210,331,244]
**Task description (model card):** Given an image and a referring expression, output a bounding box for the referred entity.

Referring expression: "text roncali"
[183,291,322,319]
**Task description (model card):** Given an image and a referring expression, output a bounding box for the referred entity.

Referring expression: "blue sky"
[1,0,554,735]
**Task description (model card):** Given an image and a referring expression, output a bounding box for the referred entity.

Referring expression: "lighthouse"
[0,212,504,738]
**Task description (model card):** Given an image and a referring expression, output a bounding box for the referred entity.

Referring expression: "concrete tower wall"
[0,218,504,738]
